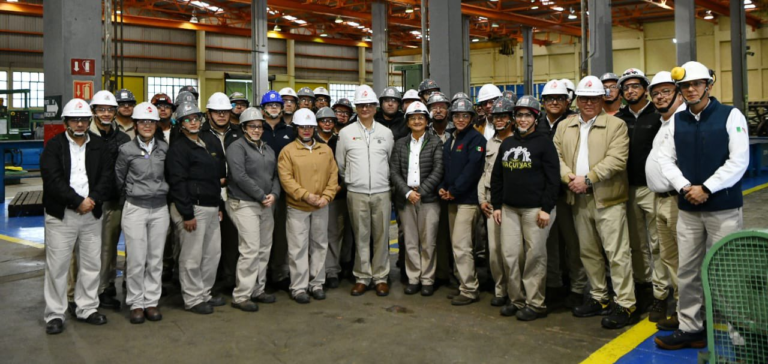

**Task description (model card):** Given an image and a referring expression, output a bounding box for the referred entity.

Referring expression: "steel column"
[462,15,470,93]
[421,0,429,79]
[675,0,697,64]
[587,0,613,76]
[731,0,747,113]
[287,39,296,89]
[251,0,269,102]
[428,0,464,97]
[372,0,388,93]
[522,27,533,95]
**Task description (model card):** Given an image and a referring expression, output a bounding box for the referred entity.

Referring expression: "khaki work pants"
[448,204,480,299]
[286,206,329,295]
[546,196,587,294]
[347,192,391,285]
[325,198,354,279]
[226,199,274,304]
[501,206,550,312]
[655,194,680,301]
[400,201,440,285]
[628,186,669,300]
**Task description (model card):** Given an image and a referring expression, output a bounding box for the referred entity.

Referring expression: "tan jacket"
[553,111,629,209]
[477,134,504,204]
[278,139,339,212]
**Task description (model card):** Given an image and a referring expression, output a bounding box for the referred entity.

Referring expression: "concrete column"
[462,16,470,93]
[371,0,388,93]
[358,46,367,85]
[196,30,206,106]
[428,0,464,96]
[251,0,269,102]
[731,0,748,112]
[522,27,534,95]
[287,39,296,89]
[674,0,696,64]
[587,0,613,76]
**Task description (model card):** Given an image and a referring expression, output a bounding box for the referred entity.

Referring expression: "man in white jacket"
[336,85,395,297]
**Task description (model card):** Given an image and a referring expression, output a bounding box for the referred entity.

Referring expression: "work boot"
[572,298,611,317]
[311,288,326,300]
[104,283,117,298]
[294,291,310,304]
[451,294,479,306]
[188,302,213,315]
[656,312,680,331]
[130,308,145,324]
[420,285,434,296]
[207,296,226,307]
[252,293,276,304]
[325,277,340,289]
[500,304,520,317]
[654,330,706,350]
[98,293,121,310]
[648,298,667,323]
[231,300,259,312]
[490,296,509,307]
[446,288,461,300]
[46,319,64,335]
[635,282,654,313]
[404,284,420,295]
[516,306,548,321]
[601,304,639,329]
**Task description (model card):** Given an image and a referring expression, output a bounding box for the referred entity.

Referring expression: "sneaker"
[451,294,479,306]
[311,288,326,300]
[601,304,639,329]
[294,292,311,304]
[252,293,276,304]
[325,277,340,289]
[573,298,611,317]
[565,292,584,309]
[516,306,548,321]
[648,298,667,323]
[654,330,706,350]
[207,296,226,307]
[500,304,520,317]
[188,302,213,315]
[490,296,509,307]
[231,300,259,312]
[656,312,680,331]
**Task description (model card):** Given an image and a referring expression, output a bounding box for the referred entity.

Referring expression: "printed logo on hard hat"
[458,100,466,108]
[185,105,192,112]
[270,94,276,100]
[551,81,558,89]
[586,80,593,88]
[76,101,84,109]
[106,95,112,100]
[363,90,368,97]
[305,114,310,120]
[147,106,153,113]
[122,92,128,98]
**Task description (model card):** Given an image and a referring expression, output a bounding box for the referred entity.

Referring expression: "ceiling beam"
[695,0,762,29]
[460,4,583,37]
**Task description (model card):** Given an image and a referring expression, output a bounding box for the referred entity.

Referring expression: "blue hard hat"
[260,90,283,106]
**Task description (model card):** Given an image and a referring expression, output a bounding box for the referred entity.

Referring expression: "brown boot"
[130,308,145,324]
[145,307,163,321]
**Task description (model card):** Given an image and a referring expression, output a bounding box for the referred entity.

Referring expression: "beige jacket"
[278,139,339,212]
[477,134,504,204]
[553,111,629,209]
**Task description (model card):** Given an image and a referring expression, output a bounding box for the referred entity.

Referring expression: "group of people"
[41,61,749,352]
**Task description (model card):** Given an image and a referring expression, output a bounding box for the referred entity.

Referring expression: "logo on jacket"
[502,146,532,169]
[456,144,463,152]
[283,135,289,139]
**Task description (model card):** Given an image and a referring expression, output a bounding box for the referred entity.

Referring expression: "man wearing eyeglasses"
[614,68,664,318]
[332,98,354,131]
[553,76,637,329]
[654,61,749,350]
[601,73,622,116]
[538,80,586,310]
[474,84,503,140]
[151,93,178,145]
[115,89,137,139]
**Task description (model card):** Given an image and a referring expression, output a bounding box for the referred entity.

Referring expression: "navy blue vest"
[674,97,742,212]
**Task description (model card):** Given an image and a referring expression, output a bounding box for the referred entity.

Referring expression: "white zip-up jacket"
[336,120,394,194]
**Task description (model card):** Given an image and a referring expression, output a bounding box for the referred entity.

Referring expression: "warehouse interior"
[0,1,767,363]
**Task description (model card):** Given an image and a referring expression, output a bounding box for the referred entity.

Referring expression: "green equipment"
[700,230,768,363]
[395,64,423,92]
[0,89,33,140]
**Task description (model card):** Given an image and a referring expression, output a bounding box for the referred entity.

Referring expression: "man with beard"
[115,89,137,139]
[614,68,663,316]
[474,84,503,139]
[279,87,298,125]
[375,87,409,141]
[601,73,622,116]
[229,92,249,126]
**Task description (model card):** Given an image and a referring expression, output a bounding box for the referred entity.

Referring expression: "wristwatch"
[584,175,592,188]
[680,183,691,196]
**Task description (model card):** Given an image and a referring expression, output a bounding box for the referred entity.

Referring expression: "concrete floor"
[0,178,766,363]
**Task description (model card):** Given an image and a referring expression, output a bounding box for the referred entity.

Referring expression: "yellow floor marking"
[580,318,658,364]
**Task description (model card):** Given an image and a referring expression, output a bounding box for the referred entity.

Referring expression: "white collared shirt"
[645,104,685,193]
[66,132,90,198]
[628,99,651,120]
[575,115,598,176]
[483,119,495,141]
[657,99,750,193]
[406,134,423,197]
[138,136,155,156]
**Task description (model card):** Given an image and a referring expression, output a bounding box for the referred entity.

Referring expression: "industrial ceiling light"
[363,36,371,42]
[704,10,713,20]
[472,38,479,42]
[553,6,564,11]
[7,0,19,2]
[273,24,281,32]
[405,5,414,13]
[320,33,328,37]
[335,16,343,23]
[531,6,539,9]
[491,22,499,28]
[568,7,577,19]
[347,21,359,27]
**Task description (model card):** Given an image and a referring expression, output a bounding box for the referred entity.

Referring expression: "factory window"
[11,72,44,108]
[329,84,357,104]
[0,72,7,109]
[147,77,198,100]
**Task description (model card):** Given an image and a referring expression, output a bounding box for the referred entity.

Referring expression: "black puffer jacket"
[389,132,444,211]
[165,132,226,221]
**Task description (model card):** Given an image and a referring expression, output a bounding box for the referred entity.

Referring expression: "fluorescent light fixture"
[745,3,756,9]
[335,16,343,23]
[347,21,359,27]
[405,5,414,13]
[491,22,499,28]
[320,33,328,37]
[7,0,19,2]
[283,15,296,21]
[411,30,421,35]
[704,10,713,20]
[472,38,479,42]
[568,14,577,19]
[294,19,306,25]
[553,6,564,11]
[531,6,539,9]
[478,17,487,21]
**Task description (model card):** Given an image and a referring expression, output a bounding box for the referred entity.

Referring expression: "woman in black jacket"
[389,101,444,296]
[490,96,560,322]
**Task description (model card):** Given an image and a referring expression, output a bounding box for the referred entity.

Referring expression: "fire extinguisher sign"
[73,80,94,100]
[71,59,95,76]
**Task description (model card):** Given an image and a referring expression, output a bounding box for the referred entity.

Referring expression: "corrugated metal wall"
[119,25,197,75]
[0,14,44,69]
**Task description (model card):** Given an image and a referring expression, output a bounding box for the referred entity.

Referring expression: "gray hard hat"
[175,91,196,107]
[491,97,516,114]
[239,107,265,124]
[451,92,471,104]
[449,98,476,114]
[427,92,450,106]
[176,101,202,120]
[379,87,402,102]
[514,95,542,116]
[600,72,620,82]
[501,91,518,104]
[180,85,199,100]
[332,98,353,110]
[297,87,315,98]
[315,107,337,120]
[115,89,136,104]
[229,92,249,104]
[418,79,440,95]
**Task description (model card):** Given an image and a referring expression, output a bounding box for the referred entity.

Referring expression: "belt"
[656,190,678,198]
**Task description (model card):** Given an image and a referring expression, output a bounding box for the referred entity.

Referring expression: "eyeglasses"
[480,99,498,106]
[283,100,296,105]
[157,105,173,111]
[118,103,135,108]
[515,112,535,119]
[94,107,116,113]
[299,97,313,103]
[264,103,281,108]
[244,124,263,130]
[182,117,202,124]
[604,85,619,90]
[68,117,91,124]
[542,96,567,103]
[296,125,315,130]
[452,113,472,120]
[316,97,330,102]
[334,110,351,117]
[577,97,602,104]
[318,119,335,124]
[381,98,399,104]
[651,88,675,99]
[136,120,157,125]
[357,103,377,110]
[678,80,706,89]
[430,105,448,112]
[211,110,231,116]
[621,84,644,91]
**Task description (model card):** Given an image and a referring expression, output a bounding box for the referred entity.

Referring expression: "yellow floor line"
[581,318,658,364]
[0,233,126,257]
[742,182,768,195]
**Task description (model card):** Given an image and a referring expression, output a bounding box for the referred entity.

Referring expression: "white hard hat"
[649,71,675,90]
[476,84,502,103]
[313,87,330,97]
[292,108,317,126]
[618,68,650,87]
[541,79,569,96]
[62,98,93,118]
[405,101,429,118]
[206,92,231,111]
[402,89,420,102]
[575,76,607,97]
[560,79,575,91]
[671,61,713,84]
[279,87,298,99]
[132,102,160,121]
[354,85,378,105]
[90,90,118,107]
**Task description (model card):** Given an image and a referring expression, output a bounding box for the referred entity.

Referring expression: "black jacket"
[41,132,113,220]
[441,127,486,205]
[490,130,559,213]
[201,121,241,150]
[315,132,346,200]
[262,120,295,157]
[154,121,183,145]
[90,123,131,201]
[390,133,444,210]
[166,132,226,221]
[375,110,409,142]
[615,101,660,186]
[538,109,576,139]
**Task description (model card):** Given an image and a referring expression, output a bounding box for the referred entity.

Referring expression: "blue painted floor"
[617,334,702,364]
